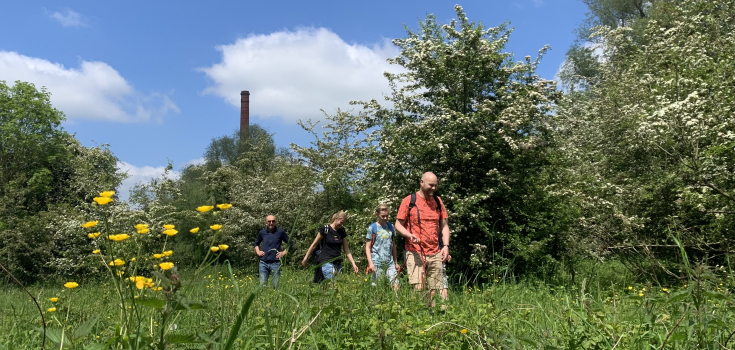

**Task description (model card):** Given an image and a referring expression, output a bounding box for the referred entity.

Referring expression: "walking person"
[365,204,400,290]
[254,215,290,287]
[302,211,359,282]
[395,172,451,306]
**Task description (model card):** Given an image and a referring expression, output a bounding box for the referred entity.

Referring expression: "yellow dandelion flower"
[108,234,130,242]
[210,224,223,230]
[196,205,214,212]
[460,329,468,334]
[49,297,58,302]
[109,259,126,266]
[81,221,99,228]
[88,232,101,239]
[92,249,101,254]
[162,229,178,236]
[93,197,113,205]
[210,246,220,252]
[137,228,149,234]
[216,203,232,210]
[153,253,164,259]
[47,307,57,312]
[159,262,174,270]
[134,224,148,230]
[163,250,173,257]
[64,282,79,289]
[99,191,115,198]
[190,227,199,233]
[218,244,229,251]
[163,224,175,229]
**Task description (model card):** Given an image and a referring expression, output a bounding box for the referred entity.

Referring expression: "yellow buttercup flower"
[196,205,214,212]
[108,234,130,242]
[152,286,162,291]
[163,250,173,257]
[162,229,178,236]
[47,307,57,313]
[218,244,229,251]
[82,221,99,228]
[116,270,125,276]
[460,329,468,334]
[152,253,164,259]
[210,247,220,252]
[109,259,126,266]
[210,224,223,230]
[99,191,115,198]
[130,257,136,262]
[64,282,79,289]
[137,228,149,234]
[163,224,175,229]
[49,297,59,302]
[190,227,199,233]
[88,232,101,239]
[216,203,232,210]
[134,224,149,230]
[92,249,101,254]
[159,262,174,270]
[93,197,113,205]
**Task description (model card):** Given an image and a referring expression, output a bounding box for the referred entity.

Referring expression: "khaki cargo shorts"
[405,251,442,290]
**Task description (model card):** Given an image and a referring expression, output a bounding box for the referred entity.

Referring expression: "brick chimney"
[240,91,250,139]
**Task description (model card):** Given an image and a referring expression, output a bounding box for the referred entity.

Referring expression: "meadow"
[2,260,734,350]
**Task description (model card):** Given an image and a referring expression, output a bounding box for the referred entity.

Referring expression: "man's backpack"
[407,192,444,225]
[369,222,395,253]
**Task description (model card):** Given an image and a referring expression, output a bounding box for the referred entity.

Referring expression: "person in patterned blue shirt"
[365,203,400,290]
[254,215,290,287]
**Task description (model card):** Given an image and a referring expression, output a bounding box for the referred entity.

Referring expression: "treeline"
[2,0,733,284]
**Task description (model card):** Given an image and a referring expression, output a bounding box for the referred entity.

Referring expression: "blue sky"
[0,0,587,199]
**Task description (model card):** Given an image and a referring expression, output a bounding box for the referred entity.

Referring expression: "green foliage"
[0,81,124,283]
[557,0,735,278]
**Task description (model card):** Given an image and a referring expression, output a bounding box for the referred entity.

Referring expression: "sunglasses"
[267,220,276,223]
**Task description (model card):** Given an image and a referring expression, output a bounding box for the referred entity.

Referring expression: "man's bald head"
[266,215,276,231]
[420,172,438,196]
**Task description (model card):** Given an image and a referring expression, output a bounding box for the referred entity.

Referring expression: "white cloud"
[0,51,179,122]
[117,161,181,201]
[49,9,85,27]
[181,157,205,168]
[199,27,400,122]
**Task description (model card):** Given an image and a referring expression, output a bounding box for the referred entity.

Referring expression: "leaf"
[224,292,256,350]
[173,302,208,311]
[225,260,240,294]
[84,344,106,350]
[165,333,204,344]
[134,297,166,309]
[665,289,691,304]
[72,316,99,342]
[703,290,732,301]
[43,328,63,344]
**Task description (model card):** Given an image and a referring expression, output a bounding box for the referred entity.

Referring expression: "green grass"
[1,263,734,349]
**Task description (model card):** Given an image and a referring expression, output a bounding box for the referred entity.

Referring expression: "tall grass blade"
[223,292,255,350]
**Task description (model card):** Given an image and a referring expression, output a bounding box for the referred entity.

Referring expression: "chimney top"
[241,90,250,95]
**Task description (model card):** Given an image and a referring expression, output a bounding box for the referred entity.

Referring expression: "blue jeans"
[259,261,281,287]
[321,261,342,280]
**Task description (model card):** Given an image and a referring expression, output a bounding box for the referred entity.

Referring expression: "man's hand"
[441,246,449,262]
[394,263,401,271]
[276,251,287,259]
[410,235,421,244]
[256,249,265,257]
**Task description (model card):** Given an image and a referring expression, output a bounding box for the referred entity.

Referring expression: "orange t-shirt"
[396,193,447,255]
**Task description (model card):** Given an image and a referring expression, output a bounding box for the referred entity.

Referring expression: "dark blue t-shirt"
[254,227,290,263]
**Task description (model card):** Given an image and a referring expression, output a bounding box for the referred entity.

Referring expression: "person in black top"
[301,211,359,282]
[254,215,290,287]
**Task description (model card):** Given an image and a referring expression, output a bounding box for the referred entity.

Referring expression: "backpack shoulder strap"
[433,194,443,212]
[409,192,421,224]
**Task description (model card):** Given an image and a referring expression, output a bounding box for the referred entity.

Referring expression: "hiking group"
[253,172,451,303]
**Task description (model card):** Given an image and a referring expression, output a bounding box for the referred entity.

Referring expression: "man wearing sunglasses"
[254,215,291,287]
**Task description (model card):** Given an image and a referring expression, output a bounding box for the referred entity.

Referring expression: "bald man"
[395,172,450,306]
[254,215,291,287]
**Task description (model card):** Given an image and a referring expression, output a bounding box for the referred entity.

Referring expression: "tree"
[557,0,735,280]
[0,81,124,282]
[295,6,571,278]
